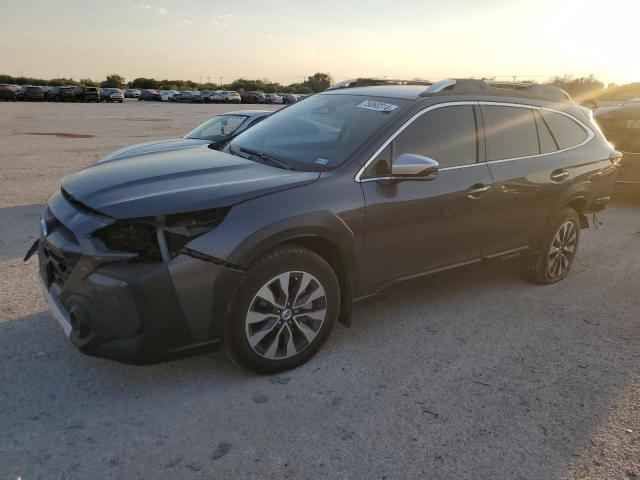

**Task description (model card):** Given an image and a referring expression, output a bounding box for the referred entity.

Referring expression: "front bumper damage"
[34,189,242,364]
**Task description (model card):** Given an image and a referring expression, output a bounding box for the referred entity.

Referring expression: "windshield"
[228,93,408,170]
[185,115,248,141]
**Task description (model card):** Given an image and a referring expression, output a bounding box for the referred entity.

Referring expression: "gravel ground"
[0,101,638,480]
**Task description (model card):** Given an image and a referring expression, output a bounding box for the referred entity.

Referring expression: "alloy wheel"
[245,271,327,360]
[547,220,577,279]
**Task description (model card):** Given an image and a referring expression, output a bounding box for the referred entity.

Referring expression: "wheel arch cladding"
[279,235,354,327]
[233,221,357,327]
[551,181,592,229]
[565,196,589,228]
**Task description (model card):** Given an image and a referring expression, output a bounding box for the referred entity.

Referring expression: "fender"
[189,211,359,275]
[185,171,366,289]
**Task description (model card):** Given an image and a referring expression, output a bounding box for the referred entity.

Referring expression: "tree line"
[0,72,332,94]
[1,72,638,100]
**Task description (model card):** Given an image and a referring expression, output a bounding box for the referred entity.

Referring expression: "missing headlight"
[93,208,229,262]
[163,207,229,257]
[94,220,162,262]
[164,208,230,235]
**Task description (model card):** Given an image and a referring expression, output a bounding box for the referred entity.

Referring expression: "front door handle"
[550,169,569,182]
[467,184,491,199]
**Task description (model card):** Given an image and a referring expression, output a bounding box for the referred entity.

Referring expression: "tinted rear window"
[482,106,539,161]
[541,110,588,150]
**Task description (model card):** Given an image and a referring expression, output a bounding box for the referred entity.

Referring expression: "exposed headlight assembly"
[94,207,229,263]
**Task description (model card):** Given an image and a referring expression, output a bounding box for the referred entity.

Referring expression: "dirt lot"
[0,101,638,479]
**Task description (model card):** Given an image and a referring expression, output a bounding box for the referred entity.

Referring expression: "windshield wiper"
[239,147,293,170]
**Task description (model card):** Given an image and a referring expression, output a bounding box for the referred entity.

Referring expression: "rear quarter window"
[541,110,588,150]
[482,105,539,161]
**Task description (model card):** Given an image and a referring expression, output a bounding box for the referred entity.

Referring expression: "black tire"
[223,245,340,373]
[525,207,580,285]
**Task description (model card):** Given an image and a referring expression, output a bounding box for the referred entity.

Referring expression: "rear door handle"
[550,169,569,182]
[467,184,491,199]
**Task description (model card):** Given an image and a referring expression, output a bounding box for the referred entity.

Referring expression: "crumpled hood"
[62,145,320,218]
[99,138,210,163]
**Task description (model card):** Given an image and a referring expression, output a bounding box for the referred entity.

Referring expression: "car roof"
[322,79,574,105]
[321,85,425,100]
[222,110,271,117]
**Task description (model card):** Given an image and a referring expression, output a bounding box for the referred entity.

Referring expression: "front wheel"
[224,245,340,373]
[526,207,580,284]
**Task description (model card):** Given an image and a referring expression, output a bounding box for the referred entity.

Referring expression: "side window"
[534,110,558,154]
[540,110,588,150]
[393,105,477,168]
[482,106,540,161]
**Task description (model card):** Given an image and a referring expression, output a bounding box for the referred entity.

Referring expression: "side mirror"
[391,153,439,180]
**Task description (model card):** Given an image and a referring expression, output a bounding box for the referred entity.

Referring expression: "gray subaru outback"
[29,78,620,372]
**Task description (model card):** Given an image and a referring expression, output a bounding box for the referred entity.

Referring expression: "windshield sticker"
[356,100,399,113]
[314,158,331,165]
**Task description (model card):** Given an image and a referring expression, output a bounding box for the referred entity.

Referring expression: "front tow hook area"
[23,239,39,261]
[69,305,92,339]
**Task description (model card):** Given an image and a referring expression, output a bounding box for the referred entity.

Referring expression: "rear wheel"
[526,207,580,284]
[224,245,340,373]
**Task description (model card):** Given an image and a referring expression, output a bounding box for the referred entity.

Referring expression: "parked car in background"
[219,90,242,103]
[200,90,217,103]
[43,86,58,101]
[179,91,204,103]
[15,85,26,100]
[125,89,141,98]
[160,90,179,102]
[23,85,45,101]
[209,91,224,103]
[595,98,640,190]
[281,93,298,104]
[76,86,100,102]
[99,110,271,163]
[101,88,125,103]
[57,86,76,102]
[241,91,266,104]
[264,93,283,104]
[0,84,18,101]
[192,91,205,103]
[139,89,161,101]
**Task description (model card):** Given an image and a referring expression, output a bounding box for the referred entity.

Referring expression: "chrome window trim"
[355,101,595,182]
[359,162,483,183]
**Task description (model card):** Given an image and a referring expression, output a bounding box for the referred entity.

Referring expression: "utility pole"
[219,76,223,86]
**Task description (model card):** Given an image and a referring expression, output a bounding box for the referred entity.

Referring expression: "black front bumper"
[37,191,243,364]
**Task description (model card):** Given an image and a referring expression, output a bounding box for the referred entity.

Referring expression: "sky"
[1,0,638,86]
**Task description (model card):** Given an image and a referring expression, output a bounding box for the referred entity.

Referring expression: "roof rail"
[420,79,574,104]
[326,78,432,91]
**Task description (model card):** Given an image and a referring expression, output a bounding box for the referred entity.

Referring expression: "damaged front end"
[93,206,230,263]
[32,188,243,364]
